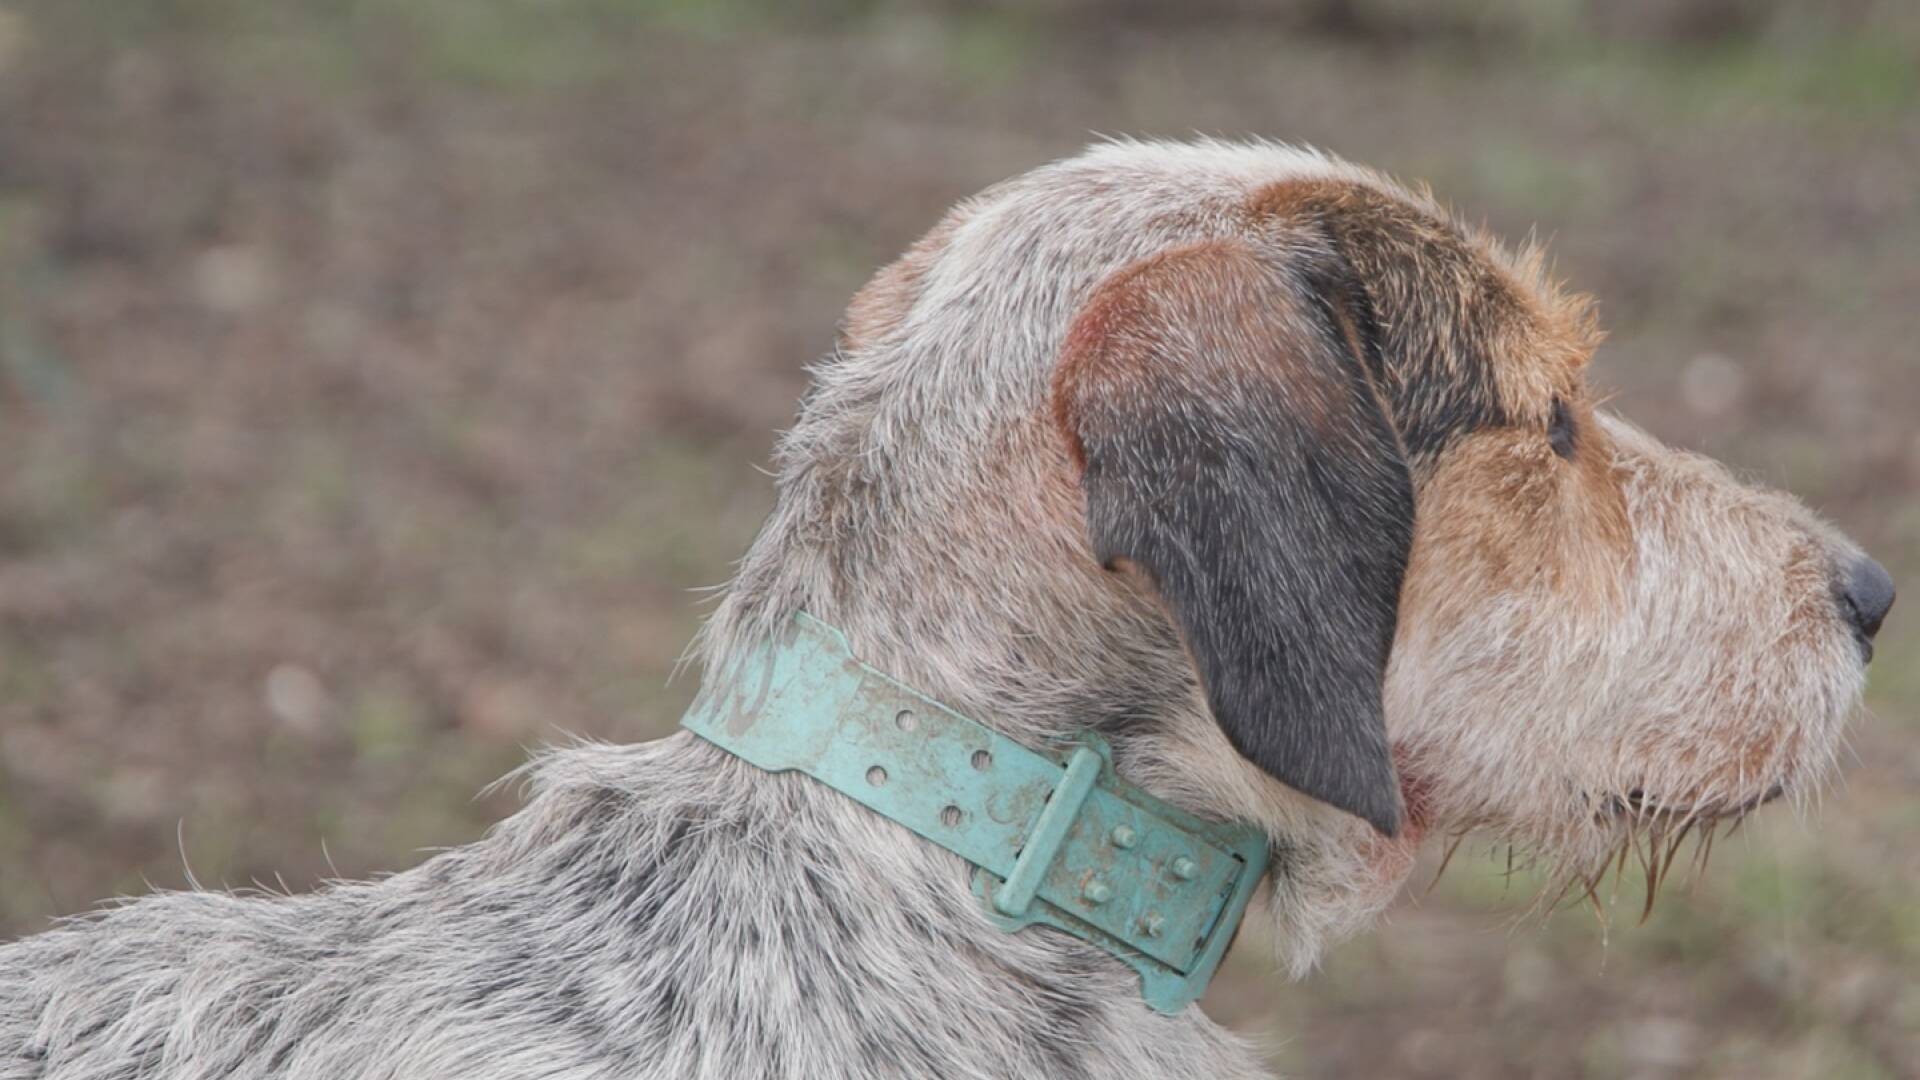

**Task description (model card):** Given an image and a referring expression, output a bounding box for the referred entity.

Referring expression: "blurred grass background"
[0,1,1915,1075]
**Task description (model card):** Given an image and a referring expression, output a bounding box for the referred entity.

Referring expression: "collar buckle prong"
[993,745,1103,918]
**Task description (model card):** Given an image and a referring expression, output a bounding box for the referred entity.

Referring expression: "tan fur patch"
[1399,418,1634,630]
[1247,175,1602,431]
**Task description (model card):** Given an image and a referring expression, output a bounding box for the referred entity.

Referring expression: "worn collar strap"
[680,612,1271,1015]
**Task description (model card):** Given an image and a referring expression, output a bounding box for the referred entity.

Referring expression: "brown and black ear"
[1054,239,1411,836]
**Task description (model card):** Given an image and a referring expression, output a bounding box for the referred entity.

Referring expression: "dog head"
[1044,144,1887,946]
[712,140,1888,973]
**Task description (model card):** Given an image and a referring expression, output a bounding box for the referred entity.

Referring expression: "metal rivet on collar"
[1170,856,1197,881]
[1109,825,1137,849]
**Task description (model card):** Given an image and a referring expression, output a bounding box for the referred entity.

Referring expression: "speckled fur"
[0,140,1874,1079]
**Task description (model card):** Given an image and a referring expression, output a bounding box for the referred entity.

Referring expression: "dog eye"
[1548,398,1577,461]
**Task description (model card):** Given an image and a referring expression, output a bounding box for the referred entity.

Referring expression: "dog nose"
[1839,555,1895,643]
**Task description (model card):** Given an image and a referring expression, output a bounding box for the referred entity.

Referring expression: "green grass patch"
[1560,35,1919,120]
[349,681,429,764]
[24,0,1041,95]
[1471,139,1627,218]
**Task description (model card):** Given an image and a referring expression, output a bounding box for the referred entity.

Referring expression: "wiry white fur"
[0,140,1872,1079]
[1,737,1267,1079]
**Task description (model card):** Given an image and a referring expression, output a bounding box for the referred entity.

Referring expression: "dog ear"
[1053,239,1412,836]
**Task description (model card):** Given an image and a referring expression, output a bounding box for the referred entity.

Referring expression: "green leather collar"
[681,612,1271,1015]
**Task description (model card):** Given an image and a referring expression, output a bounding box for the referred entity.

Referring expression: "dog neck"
[689,372,1419,982]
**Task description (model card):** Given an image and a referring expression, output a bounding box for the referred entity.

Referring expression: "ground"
[0,2,1916,1076]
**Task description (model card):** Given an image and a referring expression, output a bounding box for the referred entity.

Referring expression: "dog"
[0,139,1892,1079]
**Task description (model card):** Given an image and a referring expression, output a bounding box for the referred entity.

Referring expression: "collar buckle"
[969,735,1270,1015]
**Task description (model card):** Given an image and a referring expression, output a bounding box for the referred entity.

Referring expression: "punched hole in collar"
[895,710,916,732]
[866,765,888,786]
[940,805,964,827]
[970,749,992,771]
